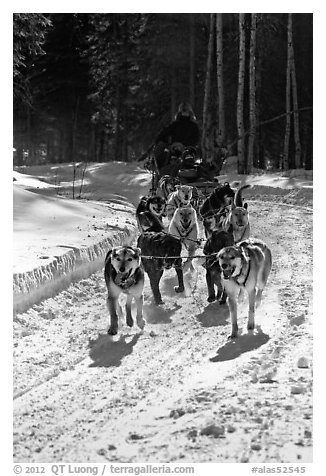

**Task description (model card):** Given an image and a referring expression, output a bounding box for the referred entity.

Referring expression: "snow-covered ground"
[12,159,315,468]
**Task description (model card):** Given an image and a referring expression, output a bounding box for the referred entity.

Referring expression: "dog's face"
[231,204,249,228]
[217,246,245,279]
[147,196,166,217]
[175,185,193,203]
[203,214,219,232]
[176,205,196,227]
[109,246,141,281]
[165,177,180,195]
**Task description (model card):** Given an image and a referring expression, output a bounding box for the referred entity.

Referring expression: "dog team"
[104,176,272,340]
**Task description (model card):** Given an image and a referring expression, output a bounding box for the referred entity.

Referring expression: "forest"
[13,13,313,173]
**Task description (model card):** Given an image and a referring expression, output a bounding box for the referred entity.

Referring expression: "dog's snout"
[119,266,125,273]
[221,263,228,269]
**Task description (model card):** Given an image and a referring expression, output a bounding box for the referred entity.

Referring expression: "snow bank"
[13,224,137,314]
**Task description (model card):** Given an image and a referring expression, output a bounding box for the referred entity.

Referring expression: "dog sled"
[140,142,224,199]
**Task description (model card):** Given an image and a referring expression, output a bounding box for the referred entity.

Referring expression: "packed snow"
[12,159,315,468]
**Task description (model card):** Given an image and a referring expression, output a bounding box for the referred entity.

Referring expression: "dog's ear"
[105,248,113,265]
[134,247,142,258]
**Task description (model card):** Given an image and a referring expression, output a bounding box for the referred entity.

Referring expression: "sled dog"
[217,239,272,338]
[221,184,251,243]
[136,195,166,232]
[166,184,193,220]
[137,232,184,305]
[199,182,235,218]
[104,246,145,335]
[168,204,200,271]
[157,175,181,200]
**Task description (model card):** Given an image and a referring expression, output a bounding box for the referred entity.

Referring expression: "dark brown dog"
[203,230,234,304]
[199,182,235,218]
[137,231,185,304]
[136,195,166,232]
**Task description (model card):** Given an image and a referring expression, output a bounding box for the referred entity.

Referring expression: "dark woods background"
[13,13,313,172]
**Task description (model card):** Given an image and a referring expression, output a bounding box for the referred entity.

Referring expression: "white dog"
[166,185,193,221]
[168,204,200,271]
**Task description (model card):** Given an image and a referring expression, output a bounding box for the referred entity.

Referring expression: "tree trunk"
[289,14,302,168]
[247,13,257,174]
[237,13,246,174]
[114,83,121,161]
[189,14,195,107]
[202,13,215,163]
[71,95,80,164]
[171,66,177,120]
[216,13,225,147]
[283,13,292,171]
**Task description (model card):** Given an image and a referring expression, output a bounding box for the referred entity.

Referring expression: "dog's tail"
[234,184,251,207]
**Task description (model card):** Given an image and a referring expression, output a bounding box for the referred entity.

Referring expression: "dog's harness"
[233,260,251,287]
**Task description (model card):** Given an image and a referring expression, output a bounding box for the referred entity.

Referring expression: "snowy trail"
[13,200,313,463]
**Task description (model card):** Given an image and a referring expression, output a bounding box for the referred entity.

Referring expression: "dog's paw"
[108,327,118,336]
[227,333,238,340]
[247,323,255,331]
[207,295,216,303]
[137,318,146,330]
[154,298,164,305]
[126,317,134,328]
[174,285,184,294]
[219,299,227,305]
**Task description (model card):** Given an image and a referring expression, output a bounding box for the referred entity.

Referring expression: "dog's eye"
[116,257,121,261]
[127,258,133,261]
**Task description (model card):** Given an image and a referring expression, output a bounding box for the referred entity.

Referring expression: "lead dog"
[137,231,185,304]
[217,239,272,339]
[168,204,200,271]
[104,246,145,335]
[166,184,193,220]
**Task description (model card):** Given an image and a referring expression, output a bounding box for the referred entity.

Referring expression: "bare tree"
[283,13,292,170]
[247,13,257,174]
[289,14,302,168]
[237,13,246,174]
[201,13,215,163]
[189,14,195,106]
[216,13,225,147]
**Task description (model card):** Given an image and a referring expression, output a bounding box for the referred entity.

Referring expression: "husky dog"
[136,195,166,232]
[199,182,235,218]
[168,204,200,271]
[221,184,251,243]
[157,175,181,200]
[137,232,185,305]
[166,184,193,220]
[104,246,145,335]
[217,239,272,338]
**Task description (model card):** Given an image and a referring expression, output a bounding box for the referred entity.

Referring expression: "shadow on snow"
[88,332,141,368]
[210,326,270,362]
